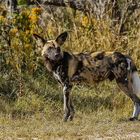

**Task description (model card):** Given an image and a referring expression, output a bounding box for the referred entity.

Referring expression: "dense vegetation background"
[0,0,140,139]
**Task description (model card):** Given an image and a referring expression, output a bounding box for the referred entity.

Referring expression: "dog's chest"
[53,66,67,84]
[53,72,61,83]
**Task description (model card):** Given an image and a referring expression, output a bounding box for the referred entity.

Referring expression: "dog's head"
[33,32,68,61]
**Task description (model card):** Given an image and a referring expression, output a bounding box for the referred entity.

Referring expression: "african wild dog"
[33,32,140,122]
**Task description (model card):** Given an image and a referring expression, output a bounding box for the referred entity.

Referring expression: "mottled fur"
[33,32,140,121]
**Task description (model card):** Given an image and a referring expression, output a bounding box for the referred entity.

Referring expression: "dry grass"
[1,80,140,139]
[0,2,140,140]
[1,109,140,140]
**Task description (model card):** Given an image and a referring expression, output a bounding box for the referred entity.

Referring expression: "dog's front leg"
[63,84,74,122]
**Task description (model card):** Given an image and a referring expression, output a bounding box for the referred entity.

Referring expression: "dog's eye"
[57,47,60,52]
[48,47,53,51]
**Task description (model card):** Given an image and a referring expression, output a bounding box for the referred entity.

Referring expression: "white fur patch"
[53,72,61,83]
[126,58,131,71]
[132,72,140,95]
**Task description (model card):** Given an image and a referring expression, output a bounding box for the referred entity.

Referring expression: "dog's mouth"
[45,54,63,62]
[54,53,63,60]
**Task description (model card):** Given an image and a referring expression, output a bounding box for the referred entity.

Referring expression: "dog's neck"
[45,52,70,72]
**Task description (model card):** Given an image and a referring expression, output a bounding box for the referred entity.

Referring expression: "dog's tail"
[127,58,140,95]
[132,71,140,95]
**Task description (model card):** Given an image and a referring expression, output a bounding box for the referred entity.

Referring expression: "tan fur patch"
[68,56,79,78]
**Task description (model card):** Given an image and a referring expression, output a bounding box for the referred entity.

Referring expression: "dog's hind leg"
[116,79,140,121]
[63,84,75,121]
[69,97,75,121]
[131,102,140,121]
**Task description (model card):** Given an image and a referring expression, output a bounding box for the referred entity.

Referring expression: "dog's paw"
[129,117,138,121]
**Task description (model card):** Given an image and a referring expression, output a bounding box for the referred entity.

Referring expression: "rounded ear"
[56,32,68,46]
[33,34,46,47]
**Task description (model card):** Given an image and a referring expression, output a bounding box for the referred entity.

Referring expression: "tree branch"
[36,0,92,14]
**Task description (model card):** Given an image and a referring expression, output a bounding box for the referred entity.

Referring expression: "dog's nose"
[55,53,60,58]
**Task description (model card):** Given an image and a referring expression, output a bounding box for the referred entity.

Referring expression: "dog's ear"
[33,34,46,47]
[56,32,68,46]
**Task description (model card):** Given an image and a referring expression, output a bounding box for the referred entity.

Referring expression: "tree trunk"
[6,0,17,14]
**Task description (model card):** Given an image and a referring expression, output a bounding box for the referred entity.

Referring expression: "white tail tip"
[132,72,140,95]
